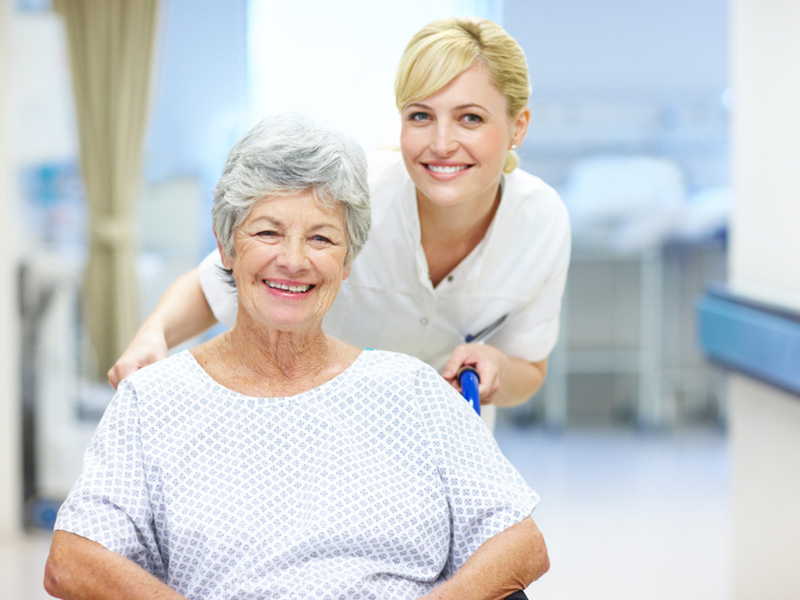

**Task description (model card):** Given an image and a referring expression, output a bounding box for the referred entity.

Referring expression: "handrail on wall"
[697,283,800,398]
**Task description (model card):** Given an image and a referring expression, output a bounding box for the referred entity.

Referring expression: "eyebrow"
[249,215,344,232]
[247,215,285,230]
[405,102,490,113]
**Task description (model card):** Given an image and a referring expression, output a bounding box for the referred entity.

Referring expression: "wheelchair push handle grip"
[458,366,480,416]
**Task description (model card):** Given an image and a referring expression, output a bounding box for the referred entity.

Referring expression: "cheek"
[478,132,511,168]
[315,249,349,281]
[232,242,256,267]
[233,243,273,277]
[477,128,507,151]
[400,127,424,157]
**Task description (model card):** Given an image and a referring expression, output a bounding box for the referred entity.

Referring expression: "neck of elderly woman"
[192,309,356,400]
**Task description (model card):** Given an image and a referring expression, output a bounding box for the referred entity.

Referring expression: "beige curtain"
[54,0,159,379]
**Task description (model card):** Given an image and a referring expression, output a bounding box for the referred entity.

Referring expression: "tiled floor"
[2,423,732,600]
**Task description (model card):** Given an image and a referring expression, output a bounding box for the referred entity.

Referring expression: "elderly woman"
[44,115,549,600]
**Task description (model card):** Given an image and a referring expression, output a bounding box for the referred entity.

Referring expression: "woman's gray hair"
[212,114,371,266]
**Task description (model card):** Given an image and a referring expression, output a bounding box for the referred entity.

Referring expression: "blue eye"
[462,113,483,124]
[257,230,279,238]
[311,235,332,244]
[409,112,430,122]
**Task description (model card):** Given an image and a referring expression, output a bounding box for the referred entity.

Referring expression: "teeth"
[266,281,312,293]
[428,164,468,174]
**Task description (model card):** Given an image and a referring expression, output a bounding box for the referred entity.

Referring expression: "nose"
[430,121,458,156]
[276,236,308,272]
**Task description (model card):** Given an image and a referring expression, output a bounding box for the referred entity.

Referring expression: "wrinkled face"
[220,191,350,333]
[400,63,529,211]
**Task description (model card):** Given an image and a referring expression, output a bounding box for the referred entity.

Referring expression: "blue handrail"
[697,284,800,398]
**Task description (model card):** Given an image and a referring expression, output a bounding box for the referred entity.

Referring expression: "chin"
[419,190,466,208]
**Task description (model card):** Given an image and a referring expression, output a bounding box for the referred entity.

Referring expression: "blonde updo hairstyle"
[394,17,531,174]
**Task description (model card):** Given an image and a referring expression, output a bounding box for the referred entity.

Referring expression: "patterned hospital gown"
[56,349,539,600]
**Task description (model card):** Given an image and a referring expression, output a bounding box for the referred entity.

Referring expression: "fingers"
[107,360,140,391]
[442,346,471,382]
[443,344,502,404]
[474,361,500,403]
[107,366,121,391]
[106,333,169,389]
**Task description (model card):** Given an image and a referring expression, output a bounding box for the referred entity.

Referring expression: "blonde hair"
[394,17,531,173]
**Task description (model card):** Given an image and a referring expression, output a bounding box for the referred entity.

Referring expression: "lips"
[265,280,314,294]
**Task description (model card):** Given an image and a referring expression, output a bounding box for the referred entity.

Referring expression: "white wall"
[729,376,800,598]
[729,0,800,310]
[0,0,22,536]
[728,1,800,597]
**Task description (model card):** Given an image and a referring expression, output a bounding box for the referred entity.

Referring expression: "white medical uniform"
[200,151,571,429]
[56,349,539,600]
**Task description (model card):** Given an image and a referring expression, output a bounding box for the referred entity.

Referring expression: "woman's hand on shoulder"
[107,327,168,390]
[443,343,505,404]
[107,267,217,390]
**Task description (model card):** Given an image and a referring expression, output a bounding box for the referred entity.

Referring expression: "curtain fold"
[54,0,159,379]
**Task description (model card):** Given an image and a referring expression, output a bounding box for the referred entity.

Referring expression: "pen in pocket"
[464,313,508,344]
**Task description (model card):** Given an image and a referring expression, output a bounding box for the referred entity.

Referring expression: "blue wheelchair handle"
[458,367,480,416]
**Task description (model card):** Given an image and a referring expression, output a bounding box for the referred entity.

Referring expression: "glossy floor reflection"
[0,530,51,600]
[2,423,731,600]
[495,423,732,600]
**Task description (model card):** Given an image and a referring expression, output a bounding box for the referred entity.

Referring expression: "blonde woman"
[109,17,571,430]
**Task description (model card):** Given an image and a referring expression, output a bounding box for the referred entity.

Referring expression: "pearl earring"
[510,144,518,150]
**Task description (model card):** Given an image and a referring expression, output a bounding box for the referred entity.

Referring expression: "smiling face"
[400,63,530,212]
[219,191,350,334]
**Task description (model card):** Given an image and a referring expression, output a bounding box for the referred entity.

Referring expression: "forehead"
[245,191,346,227]
[410,64,506,110]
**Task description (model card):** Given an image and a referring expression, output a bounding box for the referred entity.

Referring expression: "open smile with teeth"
[425,164,471,174]
[265,280,314,294]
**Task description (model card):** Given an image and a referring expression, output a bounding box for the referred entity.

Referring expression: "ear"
[214,231,234,270]
[511,106,531,148]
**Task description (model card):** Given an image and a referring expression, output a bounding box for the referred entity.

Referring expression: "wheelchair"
[460,369,530,600]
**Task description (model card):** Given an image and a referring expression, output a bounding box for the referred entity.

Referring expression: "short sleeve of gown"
[54,381,165,579]
[414,364,540,577]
